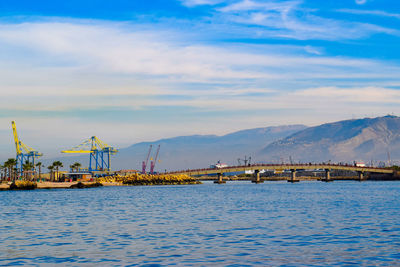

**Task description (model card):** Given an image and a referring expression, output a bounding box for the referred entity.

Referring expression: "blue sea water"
[0,181,400,266]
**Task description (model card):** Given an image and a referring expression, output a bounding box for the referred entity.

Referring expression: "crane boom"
[150,145,160,174]
[142,145,153,174]
[145,145,153,167]
[61,136,118,172]
[154,145,160,163]
[11,121,42,176]
[61,136,118,154]
[62,150,92,153]
[11,121,21,154]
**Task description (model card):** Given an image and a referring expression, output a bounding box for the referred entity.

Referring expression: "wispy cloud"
[294,86,400,103]
[0,17,399,159]
[218,0,299,13]
[355,0,367,5]
[337,9,400,20]
[0,20,399,103]
[180,0,226,6]
[180,0,399,40]
[1,20,397,98]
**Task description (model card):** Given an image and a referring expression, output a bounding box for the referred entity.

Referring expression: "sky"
[0,0,400,159]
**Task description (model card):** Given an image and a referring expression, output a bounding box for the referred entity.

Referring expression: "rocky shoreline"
[0,181,104,191]
[0,174,201,191]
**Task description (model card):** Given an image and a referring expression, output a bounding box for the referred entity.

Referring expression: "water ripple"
[0,181,400,265]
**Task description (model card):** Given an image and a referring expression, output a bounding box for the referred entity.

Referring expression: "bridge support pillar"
[288,169,299,183]
[322,169,332,182]
[252,170,263,183]
[358,171,365,181]
[214,173,226,184]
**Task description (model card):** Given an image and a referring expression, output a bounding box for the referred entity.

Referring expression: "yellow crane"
[62,136,118,172]
[11,121,43,175]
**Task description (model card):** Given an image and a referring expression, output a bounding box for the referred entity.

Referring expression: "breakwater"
[98,173,201,186]
[0,181,103,191]
[0,174,200,191]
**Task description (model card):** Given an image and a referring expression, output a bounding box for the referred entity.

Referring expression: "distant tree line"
[0,159,83,182]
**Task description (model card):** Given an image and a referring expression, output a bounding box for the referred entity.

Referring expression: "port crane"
[149,145,160,174]
[142,145,153,174]
[62,136,118,172]
[238,156,251,166]
[11,121,43,175]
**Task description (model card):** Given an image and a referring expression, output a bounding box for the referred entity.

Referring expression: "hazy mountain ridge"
[43,115,400,171]
[42,124,307,171]
[113,124,308,171]
[260,115,400,164]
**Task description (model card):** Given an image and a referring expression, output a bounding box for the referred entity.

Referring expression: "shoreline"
[0,181,103,190]
[0,180,200,191]
[1,176,398,191]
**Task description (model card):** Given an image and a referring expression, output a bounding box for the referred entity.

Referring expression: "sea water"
[1,181,400,266]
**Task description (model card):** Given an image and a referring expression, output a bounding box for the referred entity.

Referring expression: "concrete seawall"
[0,181,103,190]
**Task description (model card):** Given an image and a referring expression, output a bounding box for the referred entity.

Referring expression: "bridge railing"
[167,163,392,174]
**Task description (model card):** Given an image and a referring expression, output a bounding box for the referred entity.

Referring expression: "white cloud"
[0,20,398,113]
[355,0,367,5]
[0,19,399,158]
[219,0,299,13]
[304,45,322,55]
[179,0,225,7]
[207,0,399,40]
[337,9,400,20]
[294,86,400,103]
[1,20,397,101]
[2,84,400,161]
[0,22,280,81]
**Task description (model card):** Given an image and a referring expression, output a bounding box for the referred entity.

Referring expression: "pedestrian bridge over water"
[169,164,395,183]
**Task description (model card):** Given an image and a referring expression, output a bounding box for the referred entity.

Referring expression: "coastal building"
[63,172,92,181]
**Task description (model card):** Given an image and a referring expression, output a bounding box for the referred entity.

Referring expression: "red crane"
[141,145,153,174]
[150,145,161,174]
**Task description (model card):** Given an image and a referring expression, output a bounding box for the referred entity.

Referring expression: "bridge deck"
[169,164,394,176]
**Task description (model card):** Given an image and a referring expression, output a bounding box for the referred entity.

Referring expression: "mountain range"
[113,124,306,171]
[44,115,399,171]
[260,115,399,165]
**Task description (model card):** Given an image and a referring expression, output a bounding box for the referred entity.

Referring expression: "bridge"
[169,164,395,183]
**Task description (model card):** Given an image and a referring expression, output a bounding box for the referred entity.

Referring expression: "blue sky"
[0,0,400,159]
